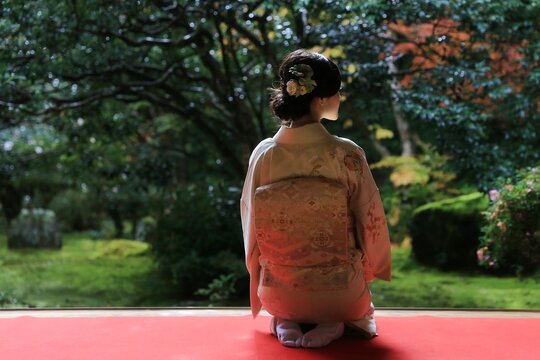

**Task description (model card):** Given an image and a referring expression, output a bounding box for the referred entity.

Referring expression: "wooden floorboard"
[1,307,540,318]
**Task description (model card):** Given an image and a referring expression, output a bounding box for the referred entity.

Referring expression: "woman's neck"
[286,115,321,128]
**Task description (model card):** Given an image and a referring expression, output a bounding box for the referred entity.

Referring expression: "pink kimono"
[240,122,391,322]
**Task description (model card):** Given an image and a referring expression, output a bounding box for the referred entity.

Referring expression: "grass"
[1,231,539,309]
[0,231,179,308]
[370,245,540,309]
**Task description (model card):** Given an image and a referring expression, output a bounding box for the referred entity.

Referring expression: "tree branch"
[135,90,245,177]
[82,27,205,47]
[42,87,121,113]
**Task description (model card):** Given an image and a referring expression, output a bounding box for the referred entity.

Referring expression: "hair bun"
[268,89,288,120]
[269,49,342,125]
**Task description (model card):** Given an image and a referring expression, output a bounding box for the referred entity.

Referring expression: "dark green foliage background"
[411,192,489,270]
[149,181,247,300]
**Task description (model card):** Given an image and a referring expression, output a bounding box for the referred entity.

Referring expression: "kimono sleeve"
[240,141,270,318]
[346,146,392,282]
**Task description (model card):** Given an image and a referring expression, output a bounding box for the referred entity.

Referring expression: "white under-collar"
[272,121,334,144]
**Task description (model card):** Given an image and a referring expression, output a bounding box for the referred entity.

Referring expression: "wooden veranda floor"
[1,307,540,318]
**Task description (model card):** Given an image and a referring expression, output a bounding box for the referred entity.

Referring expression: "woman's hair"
[269,48,341,126]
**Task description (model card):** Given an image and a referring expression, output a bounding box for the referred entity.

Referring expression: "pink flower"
[488,189,500,201]
[476,248,483,261]
[477,246,489,261]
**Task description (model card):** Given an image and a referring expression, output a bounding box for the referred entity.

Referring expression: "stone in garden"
[134,216,156,242]
[7,208,62,249]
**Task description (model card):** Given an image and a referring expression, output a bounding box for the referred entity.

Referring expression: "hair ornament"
[286,63,317,97]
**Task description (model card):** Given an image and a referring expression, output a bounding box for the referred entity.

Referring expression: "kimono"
[240,121,391,322]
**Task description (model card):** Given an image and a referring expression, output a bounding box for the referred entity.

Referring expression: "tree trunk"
[385,39,414,156]
[107,206,124,239]
[131,216,138,240]
[341,101,392,159]
[0,180,23,224]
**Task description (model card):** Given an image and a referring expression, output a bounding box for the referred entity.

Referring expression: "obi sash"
[254,176,356,292]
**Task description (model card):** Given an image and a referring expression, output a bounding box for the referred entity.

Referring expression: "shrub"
[411,192,489,269]
[49,189,102,232]
[0,290,28,308]
[149,181,247,301]
[371,140,467,244]
[478,166,540,275]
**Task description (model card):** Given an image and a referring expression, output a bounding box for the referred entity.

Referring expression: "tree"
[1,0,296,178]
[324,0,540,190]
[0,123,65,223]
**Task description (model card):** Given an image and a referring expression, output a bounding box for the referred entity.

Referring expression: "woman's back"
[240,48,390,347]
[248,122,369,196]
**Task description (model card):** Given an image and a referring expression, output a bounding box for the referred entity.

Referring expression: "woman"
[240,49,391,348]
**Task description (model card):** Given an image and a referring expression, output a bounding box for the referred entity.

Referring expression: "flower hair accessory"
[286,63,317,97]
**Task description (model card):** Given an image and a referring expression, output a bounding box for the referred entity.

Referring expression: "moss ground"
[371,245,540,309]
[0,231,178,308]
[1,232,539,309]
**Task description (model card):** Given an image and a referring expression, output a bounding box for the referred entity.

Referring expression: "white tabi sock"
[270,317,303,348]
[300,322,344,348]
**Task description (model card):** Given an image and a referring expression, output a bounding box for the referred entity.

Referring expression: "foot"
[270,317,303,348]
[300,322,344,348]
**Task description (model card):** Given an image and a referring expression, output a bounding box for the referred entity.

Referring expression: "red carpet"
[0,315,538,360]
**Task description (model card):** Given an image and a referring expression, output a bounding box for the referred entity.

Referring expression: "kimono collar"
[273,121,334,144]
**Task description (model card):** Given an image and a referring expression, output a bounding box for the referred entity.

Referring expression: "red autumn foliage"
[385,18,539,112]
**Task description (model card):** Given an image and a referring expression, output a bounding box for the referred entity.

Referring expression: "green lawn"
[371,246,540,309]
[0,231,179,308]
[1,231,539,309]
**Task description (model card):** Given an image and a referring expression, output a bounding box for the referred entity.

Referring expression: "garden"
[1,0,539,310]
[2,229,539,309]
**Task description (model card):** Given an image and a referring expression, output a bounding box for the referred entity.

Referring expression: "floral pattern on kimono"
[240,122,392,318]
